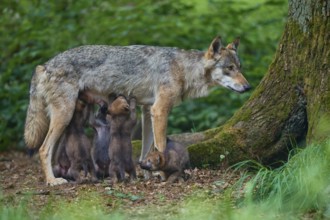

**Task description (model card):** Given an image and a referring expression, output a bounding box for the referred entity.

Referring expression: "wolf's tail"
[24,65,50,150]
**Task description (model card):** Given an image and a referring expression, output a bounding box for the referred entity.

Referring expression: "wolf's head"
[204,37,251,93]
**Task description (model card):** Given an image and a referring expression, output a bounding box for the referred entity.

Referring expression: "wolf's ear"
[36,65,45,73]
[206,36,222,58]
[226,37,240,51]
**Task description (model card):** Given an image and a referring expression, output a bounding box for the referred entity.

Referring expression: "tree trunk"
[186,0,330,167]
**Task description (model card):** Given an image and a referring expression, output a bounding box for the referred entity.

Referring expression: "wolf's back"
[24,65,49,150]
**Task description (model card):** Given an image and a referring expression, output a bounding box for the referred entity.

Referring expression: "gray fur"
[45,46,208,105]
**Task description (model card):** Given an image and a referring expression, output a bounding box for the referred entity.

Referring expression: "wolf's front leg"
[150,108,167,152]
[140,105,154,180]
[150,92,174,153]
[140,105,154,161]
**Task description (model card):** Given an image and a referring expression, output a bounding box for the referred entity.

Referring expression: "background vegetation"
[0,0,287,150]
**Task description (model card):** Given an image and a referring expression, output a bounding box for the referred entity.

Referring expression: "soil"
[0,150,241,214]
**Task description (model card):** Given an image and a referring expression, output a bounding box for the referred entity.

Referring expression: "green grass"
[0,192,122,220]
[233,144,329,219]
[1,141,329,219]
[0,201,31,220]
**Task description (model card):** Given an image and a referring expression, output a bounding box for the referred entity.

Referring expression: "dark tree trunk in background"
[182,0,330,167]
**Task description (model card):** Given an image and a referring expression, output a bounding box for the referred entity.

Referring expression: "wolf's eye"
[228,65,235,71]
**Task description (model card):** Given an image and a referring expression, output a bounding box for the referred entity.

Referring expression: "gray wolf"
[108,96,137,183]
[52,99,97,183]
[140,138,190,183]
[24,37,250,185]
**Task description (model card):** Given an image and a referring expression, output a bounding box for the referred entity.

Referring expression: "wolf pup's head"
[139,151,165,171]
[109,95,130,116]
[204,37,251,93]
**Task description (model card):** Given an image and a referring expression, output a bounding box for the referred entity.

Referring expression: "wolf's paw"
[47,177,68,186]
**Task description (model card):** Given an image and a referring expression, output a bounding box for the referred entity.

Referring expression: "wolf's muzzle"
[243,84,252,91]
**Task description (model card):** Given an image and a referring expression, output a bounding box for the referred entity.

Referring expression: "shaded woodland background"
[0,0,287,150]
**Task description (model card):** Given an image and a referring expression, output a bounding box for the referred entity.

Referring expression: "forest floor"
[0,150,243,219]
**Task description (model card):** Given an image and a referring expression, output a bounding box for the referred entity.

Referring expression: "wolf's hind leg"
[39,84,78,186]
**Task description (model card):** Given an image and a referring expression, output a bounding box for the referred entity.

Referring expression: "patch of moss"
[188,128,249,168]
[203,126,224,139]
[188,139,224,168]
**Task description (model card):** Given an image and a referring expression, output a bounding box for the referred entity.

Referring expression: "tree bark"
[186,0,330,167]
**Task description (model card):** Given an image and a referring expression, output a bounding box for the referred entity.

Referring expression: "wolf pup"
[24,37,250,185]
[108,96,137,183]
[52,100,97,183]
[90,102,111,179]
[140,138,190,183]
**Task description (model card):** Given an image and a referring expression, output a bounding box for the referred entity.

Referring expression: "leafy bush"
[0,0,287,150]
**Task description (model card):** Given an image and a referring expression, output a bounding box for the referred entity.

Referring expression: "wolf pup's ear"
[226,37,240,51]
[206,36,222,58]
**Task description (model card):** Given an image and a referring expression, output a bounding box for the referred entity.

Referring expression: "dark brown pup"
[108,96,137,183]
[140,138,190,183]
[53,100,96,183]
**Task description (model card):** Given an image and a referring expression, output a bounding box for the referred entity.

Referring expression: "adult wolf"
[24,37,250,185]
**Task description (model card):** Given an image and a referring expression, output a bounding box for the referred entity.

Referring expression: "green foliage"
[227,141,330,219]
[0,0,287,150]
[0,199,31,220]
[241,142,330,214]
